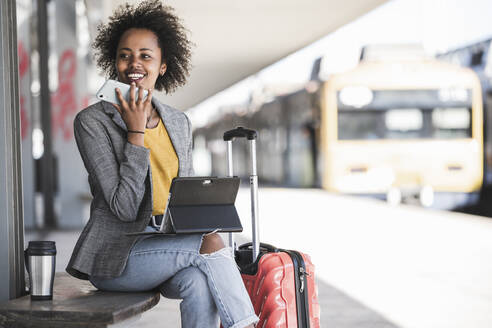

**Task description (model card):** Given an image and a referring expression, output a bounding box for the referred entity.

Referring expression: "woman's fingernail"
[131,81,135,86]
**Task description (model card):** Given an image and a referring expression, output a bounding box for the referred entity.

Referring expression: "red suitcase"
[224,127,321,328]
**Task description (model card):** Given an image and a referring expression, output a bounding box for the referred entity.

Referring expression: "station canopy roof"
[99,0,388,110]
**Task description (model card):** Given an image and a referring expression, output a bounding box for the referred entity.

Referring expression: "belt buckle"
[151,216,160,229]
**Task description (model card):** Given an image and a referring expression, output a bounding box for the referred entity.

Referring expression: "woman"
[66,1,258,327]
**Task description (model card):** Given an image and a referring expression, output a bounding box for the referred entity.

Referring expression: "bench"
[0,272,160,328]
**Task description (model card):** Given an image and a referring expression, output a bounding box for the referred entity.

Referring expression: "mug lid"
[28,240,55,248]
[27,241,56,253]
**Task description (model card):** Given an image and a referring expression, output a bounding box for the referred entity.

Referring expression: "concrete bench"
[0,272,160,328]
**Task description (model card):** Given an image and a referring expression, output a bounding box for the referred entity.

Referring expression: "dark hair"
[93,0,192,93]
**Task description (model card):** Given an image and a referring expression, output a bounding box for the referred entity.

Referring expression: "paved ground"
[26,187,492,327]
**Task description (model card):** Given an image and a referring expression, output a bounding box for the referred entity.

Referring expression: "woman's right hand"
[113,82,153,146]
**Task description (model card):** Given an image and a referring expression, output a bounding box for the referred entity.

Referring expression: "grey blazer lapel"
[102,101,127,131]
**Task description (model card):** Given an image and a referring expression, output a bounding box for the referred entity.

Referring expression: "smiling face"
[115,28,167,90]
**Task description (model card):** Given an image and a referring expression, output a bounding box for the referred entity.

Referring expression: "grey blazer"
[66,99,194,280]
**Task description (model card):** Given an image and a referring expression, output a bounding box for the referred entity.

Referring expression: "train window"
[338,110,383,140]
[470,49,484,67]
[385,109,423,131]
[432,107,471,138]
[338,107,471,140]
[337,88,473,140]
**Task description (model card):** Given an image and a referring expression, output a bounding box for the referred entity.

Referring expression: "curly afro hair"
[93,0,192,93]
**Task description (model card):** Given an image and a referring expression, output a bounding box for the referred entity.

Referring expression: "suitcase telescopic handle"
[223,127,257,141]
[224,127,260,263]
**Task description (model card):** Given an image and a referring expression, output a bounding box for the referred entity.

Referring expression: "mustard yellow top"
[144,119,179,215]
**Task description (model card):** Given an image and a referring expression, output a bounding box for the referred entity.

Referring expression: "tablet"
[126,176,243,236]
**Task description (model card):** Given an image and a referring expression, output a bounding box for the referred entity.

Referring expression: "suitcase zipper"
[284,250,310,328]
[299,267,310,293]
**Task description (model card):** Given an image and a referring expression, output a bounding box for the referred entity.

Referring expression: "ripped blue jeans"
[89,227,258,328]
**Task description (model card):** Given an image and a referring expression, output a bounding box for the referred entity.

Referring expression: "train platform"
[26,188,492,327]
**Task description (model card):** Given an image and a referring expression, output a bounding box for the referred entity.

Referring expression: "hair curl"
[92,0,192,93]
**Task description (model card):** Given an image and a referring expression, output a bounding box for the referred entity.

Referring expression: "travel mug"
[24,241,56,300]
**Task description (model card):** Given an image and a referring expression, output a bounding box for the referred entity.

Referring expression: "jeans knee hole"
[200,246,233,259]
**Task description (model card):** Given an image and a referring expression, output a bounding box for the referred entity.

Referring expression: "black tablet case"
[127,177,243,235]
[167,177,243,233]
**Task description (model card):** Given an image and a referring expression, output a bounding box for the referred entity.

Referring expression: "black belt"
[149,214,164,227]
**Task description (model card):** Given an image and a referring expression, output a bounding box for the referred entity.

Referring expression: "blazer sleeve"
[184,113,195,177]
[73,111,150,222]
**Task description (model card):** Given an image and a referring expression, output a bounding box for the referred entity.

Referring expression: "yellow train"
[321,51,483,206]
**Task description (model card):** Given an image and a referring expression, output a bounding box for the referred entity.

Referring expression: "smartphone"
[96,79,149,105]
